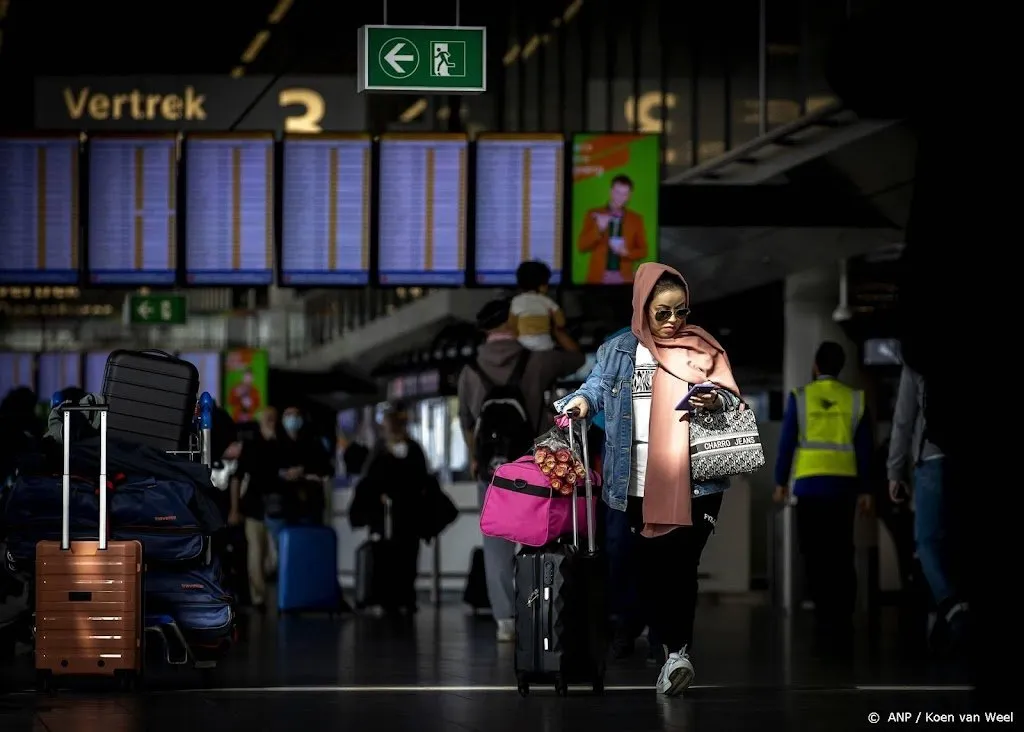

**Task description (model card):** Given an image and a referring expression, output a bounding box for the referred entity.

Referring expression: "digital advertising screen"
[88,134,178,285]
[0,135,80,285]
[377,134,467,286]
[84,350,111,394]
[37,352,81,402]
[178,351,222,404]
[223,348,267,423]
[474,134,564,286]
[0,352,36,397]
[185,133,274,285]
[281,134,371,286]
[570,134,659,285]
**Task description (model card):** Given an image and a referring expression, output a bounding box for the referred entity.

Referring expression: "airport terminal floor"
[0,601,975,732]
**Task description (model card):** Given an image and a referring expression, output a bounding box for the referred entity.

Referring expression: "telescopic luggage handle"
[565,414,597,554]
[58,404,109,551]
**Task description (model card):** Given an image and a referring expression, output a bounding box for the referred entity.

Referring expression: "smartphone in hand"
[676,383,717,411]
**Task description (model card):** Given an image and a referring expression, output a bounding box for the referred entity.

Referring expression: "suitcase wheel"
[115,669,140,692]
[554,675,568,697]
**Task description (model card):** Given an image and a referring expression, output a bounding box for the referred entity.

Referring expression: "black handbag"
[418,474,458,541]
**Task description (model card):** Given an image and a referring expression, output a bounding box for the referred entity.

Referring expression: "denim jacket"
[553,331,740,512]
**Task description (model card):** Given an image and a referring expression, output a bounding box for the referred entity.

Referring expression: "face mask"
[389,441,409,459]
[282,416,303,433]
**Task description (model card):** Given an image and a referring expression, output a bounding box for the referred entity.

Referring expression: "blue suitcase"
[277,525,341,614]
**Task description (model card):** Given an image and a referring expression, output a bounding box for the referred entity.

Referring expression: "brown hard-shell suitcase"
[34,404,144,690]
[101,349,200,453]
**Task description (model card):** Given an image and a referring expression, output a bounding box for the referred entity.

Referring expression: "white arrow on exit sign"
[384,42,416,75]
[137,300,154,319]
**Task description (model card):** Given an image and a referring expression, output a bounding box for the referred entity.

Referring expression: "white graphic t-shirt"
[629,343,658,497]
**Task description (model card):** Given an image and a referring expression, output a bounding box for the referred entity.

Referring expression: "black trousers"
[626,492,723,652]
[795,494,857,625]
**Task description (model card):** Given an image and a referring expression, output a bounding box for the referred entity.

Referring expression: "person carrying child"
[509,260,565,352]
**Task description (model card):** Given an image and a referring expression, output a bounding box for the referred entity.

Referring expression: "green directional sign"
[357,25,487,94]
[128,294,187,325]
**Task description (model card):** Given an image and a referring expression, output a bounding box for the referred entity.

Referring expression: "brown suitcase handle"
[59,404,109,551]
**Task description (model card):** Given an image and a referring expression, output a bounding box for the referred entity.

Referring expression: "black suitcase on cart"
[101,349,200,452]
[514,417,607,697]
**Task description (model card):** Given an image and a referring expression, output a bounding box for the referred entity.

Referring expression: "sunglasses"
[653,307,690,323]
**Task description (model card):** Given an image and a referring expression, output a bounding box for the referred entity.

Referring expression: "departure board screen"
[0,136,80,285]
[185,134,273,285]
[0,352,35,396]
[281,135,371,286]
[474,134,564,285]
[88,135,177,285]
[84,351,110,394]
[378,134,467,286]
[178,351,222,403]
[38,352,81,402]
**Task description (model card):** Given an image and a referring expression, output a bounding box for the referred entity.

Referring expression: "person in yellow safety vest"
[773,341,874,646]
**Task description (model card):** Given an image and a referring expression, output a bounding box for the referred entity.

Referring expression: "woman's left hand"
[689,391,723,411]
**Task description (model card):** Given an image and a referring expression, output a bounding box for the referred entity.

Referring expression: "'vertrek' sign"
[34,76,366,132]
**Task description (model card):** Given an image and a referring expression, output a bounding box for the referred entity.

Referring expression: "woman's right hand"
[563,396,589,419]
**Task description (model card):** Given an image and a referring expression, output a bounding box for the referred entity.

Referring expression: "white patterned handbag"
[689,407,766,483]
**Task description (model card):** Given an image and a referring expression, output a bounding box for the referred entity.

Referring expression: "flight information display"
[0,136,80,285]
[378,134,467,286]
[0,352,35,396]
[88,135,178,285]
[474,134,564,285]
[178,351,222,403]
[281,135,371,286]
[83,351,111,394]
[38,352,81,402]
[185,134,273,285]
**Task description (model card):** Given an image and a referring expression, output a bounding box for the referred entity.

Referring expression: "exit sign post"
[128,294,187,325]
[357,25,487,94]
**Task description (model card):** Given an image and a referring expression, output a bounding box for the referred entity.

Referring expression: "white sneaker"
[496,618,516,643]
[656,645,695,696]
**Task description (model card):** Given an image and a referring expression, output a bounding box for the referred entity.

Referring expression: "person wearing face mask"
[276,405,331,524]
[353,405,430,615]
[556,263,743,697]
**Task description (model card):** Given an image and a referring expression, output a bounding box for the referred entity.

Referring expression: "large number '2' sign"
[278,88,325,133]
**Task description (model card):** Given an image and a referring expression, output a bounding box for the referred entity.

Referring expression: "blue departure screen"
[38,352,81,401]
[0,136,80,285]
[377,134,467,286]
[0,352,35,396]
[185,134,273,285]
[474,134,564,285]
[281,135,371,286]
[88,135,178,285]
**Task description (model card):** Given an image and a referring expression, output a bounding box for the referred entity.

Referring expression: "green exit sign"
[357,25,487,94]
[128,294,187,325]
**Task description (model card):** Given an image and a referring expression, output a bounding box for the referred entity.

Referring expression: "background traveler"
[354,405,431,615]
[886,363,965,649]
[457,298,584,642]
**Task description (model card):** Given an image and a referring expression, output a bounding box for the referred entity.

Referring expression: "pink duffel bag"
[479,456,601,548]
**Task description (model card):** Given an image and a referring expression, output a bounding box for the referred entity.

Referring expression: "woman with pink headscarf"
[555,263,743,697]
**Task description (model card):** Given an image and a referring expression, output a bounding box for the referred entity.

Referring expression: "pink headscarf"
[630,262,740,537]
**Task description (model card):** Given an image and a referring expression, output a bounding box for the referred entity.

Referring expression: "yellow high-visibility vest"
[791,378,864,480]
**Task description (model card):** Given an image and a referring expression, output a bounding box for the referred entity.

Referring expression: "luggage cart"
[142,392,236,676]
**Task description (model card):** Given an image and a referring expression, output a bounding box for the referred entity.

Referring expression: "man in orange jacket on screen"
[577,174,649,284]
[228,369,261,423]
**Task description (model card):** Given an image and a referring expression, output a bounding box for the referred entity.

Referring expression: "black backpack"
[470,351,534,482]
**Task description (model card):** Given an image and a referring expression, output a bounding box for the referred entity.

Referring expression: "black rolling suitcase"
[514,416,607,697]
[353,498,396,610]
[101,349,200,452]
